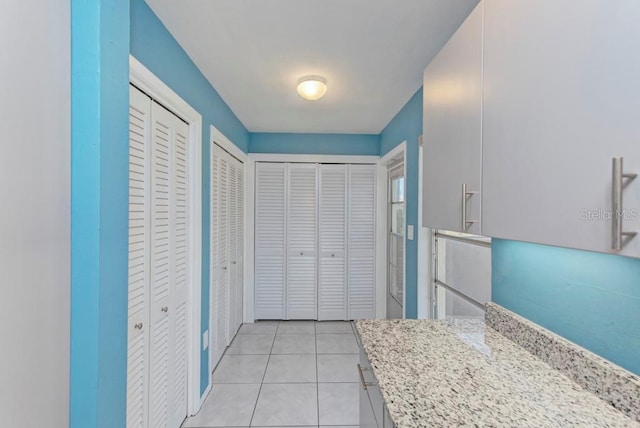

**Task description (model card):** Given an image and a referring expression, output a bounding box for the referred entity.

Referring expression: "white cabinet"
[127,84,189,428]
[211,144,245,368]
[254,162,376,320]
[482,0,640,258]
[422,2,483,234]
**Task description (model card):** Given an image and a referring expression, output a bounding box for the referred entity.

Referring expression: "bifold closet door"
[169,109,189,428]
[149,101,189,428]
[227,158,244,343]
[211,145,229,366]
[347,165,376,319]
[286,164,318,320]
[127,84,189,428]
[127,85,151,428]
[254,163,286,319]
[318,165,347,321]
[234,162,245,330]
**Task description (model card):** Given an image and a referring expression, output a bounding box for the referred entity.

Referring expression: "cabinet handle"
[611,157,637,251]
[462,183,479,231]
[232,261,237,265]
[161,306,168,313]
[300,252,304,256]
[222,266,227,270]
[331,253,335,257]
[134,322,143,330]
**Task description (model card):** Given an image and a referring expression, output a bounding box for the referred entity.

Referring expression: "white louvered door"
[318,165,347,321]
[213,150,229,363]
[235,162,244,330]
[210,145,245,367]
[169,118,189,428]
[254,163,286,319]
[286,164,318,320]
[127,85,151,428]
[227,159,239,344]
[347,165,376,319]
[149,102,174,428]
[127,84,189,428]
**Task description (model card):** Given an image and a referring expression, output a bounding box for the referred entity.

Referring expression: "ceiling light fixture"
[296,75,328,100]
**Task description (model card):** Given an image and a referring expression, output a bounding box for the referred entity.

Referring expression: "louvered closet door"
[234,161,244,332]
[127,85,151,428]
[148,102,174,428]
[318,165,347,321]
[211,147,229,365]
[169,117,189,428]
[227,159,239,344]
[347,165,376,319]
[254,163,286,319]
[286,163,318,320]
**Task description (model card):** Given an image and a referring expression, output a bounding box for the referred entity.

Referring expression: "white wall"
[0,2,70,426]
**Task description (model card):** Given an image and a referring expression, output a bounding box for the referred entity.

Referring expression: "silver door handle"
[161,306,168,313]
[611,157,637,251]
[134,322,143,330]
[462,183,479,231]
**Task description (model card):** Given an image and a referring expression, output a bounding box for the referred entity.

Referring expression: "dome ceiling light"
[296,75,328,101]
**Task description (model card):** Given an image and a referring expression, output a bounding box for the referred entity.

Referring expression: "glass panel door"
[387,162,404,318]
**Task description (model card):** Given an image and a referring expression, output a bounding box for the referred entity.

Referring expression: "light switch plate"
[202,330,209,350]
[407,225,414,240]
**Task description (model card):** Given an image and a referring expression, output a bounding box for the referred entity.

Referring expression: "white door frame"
[246,153,380,322]
[208,125,247,383]
[129,56,204,415]
[376,143,407,319]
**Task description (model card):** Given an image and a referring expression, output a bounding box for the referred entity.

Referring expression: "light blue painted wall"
[130,0,251,395]
[379,88,423,319]
[70,0,130,426]
[493,239,640,375]
[249,133,380,155]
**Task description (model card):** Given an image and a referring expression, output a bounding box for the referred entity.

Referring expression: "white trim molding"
[376,142,407,319]
[130,55,204,416]
[245,153,380,322]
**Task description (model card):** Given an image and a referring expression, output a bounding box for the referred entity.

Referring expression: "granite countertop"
[355,317,640,428]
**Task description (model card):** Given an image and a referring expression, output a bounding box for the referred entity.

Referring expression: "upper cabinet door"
[423,2,484,234]
[482,0,640,258]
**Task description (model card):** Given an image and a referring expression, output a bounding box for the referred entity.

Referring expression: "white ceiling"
[145,0,479,134]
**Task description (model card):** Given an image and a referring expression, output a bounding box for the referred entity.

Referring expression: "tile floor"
[182,320,360,428]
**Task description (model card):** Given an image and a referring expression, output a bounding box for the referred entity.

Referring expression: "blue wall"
[70,0,130,426]
[249,133,380,155]
[379,88,423,319]
[493,239,640,375]
[130,0,250,395]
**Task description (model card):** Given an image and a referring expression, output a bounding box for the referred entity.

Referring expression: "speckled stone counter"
[355,313,640,427]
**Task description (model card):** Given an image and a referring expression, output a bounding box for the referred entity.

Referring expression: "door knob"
[134,322,143,330]
[161,306,168,313]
